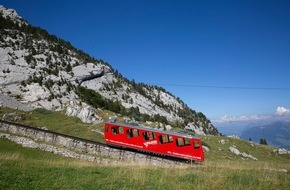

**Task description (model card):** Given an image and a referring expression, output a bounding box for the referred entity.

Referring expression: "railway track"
[0,119,197,167]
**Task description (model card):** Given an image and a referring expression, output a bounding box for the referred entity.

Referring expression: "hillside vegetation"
[0,107,289,189]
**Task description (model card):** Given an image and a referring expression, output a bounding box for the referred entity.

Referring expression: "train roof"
[105,121,201,140]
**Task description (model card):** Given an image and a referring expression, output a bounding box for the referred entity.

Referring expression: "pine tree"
[259,138,268,145]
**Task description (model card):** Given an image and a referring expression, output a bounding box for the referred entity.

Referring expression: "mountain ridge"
[0,5,219,135]
[241,121,290,149]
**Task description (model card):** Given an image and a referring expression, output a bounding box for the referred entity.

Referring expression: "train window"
[184,138,191,146]
[112,126,124,135]
[143,131,156,141]
[194,141,200,149]
[112,127,117,134]
[119,127,124,134]
[176,138,184,147]
[159,135,167,144]
[127,129,133,138]
[126,128,139,138]
[159,135,173,144]
[149,132,156,140]
[176,138,191,147]
[143,132,149,141]
[133,129,139,137]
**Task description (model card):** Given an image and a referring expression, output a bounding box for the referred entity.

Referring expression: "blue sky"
[2,0,290,120]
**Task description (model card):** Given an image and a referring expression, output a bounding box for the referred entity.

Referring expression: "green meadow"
[1,107,289,189]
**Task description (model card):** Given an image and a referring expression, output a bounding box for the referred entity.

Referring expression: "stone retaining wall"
[0,120,188,167]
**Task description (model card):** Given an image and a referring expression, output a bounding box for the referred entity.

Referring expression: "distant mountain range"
[215,119,290,149]
[0,5,219,135]
[241,121,290,149]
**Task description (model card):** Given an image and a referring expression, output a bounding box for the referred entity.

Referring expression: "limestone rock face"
[66,100,103,124]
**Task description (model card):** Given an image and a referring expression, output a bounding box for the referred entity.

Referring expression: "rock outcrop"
[229,145,258,161]
[66,100,103,124]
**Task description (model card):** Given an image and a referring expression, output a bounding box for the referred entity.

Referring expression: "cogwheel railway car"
[104,121,204,162]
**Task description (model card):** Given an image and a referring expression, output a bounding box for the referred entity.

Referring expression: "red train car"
[104,121,204,162]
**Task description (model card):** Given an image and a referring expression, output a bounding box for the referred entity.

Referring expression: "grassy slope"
[1,107,290,189]
[0,107,105,142]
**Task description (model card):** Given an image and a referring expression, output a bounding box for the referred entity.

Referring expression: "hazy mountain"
[214,116,290,149]
[215,119,276,137]
[0,5,219,135]
[241,121,290,149]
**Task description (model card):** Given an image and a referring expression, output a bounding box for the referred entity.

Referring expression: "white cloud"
[213,106,290,124]
[213,114,271,123]
[276,106,290,116]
